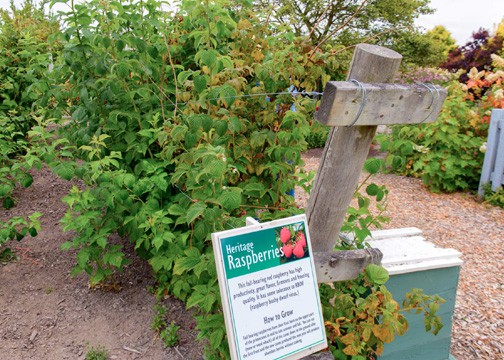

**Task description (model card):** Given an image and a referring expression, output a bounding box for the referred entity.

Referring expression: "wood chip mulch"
[298,149,504,360]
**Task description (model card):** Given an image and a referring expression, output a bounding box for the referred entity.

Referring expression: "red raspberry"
[296,232,307,248]
[293,243,305,258]
[280,227,290,244]
[282,244,293,258]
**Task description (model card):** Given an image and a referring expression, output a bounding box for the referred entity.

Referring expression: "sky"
[0,0,503,46]
[415,0,504,45]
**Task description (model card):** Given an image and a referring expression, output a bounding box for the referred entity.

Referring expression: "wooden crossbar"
[315,82,447,126]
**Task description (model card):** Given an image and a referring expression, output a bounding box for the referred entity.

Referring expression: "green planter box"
[368,228,462,360]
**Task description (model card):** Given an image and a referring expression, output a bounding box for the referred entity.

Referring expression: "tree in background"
[426,25,457,58]
[255,0,432,43]
[253,0,453,69]
[389,26,455,68]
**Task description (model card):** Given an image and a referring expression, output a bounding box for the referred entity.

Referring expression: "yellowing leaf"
[372,324,395,343]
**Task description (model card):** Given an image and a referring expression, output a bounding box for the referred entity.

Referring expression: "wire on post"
[418,83,440,123]
[348,79,367,126]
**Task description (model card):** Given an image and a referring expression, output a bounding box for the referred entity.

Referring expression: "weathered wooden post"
[307,44,446,254]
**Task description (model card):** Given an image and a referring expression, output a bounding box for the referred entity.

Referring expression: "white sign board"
[212,214,327,360]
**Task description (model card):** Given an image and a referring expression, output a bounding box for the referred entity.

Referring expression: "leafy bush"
[0,213,41,261]
[322,264,445,359]
[306,120,330,149]
[152,304,180,347]
[0,0,59,251]
[85,344,108,360]
[0,0,58,206]
[381,55,504,193]
[39,0,345,356]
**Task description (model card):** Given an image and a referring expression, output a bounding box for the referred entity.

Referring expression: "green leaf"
[153,235,164,251]
[193,221,209,242]
[173,248,201,275]
[193,75,207,93]
[177,70,193,85]
[28,227,37,237]
[0,183,13,197]
[186,202,207,224]
[60,241,73,251]
[150,255,173,272]
[208,160,227,178]
[116,39,125,52]
[54,163,74,181]
[218,187,242,211]
[209,328,224,349]
[184,132,199,148]
[76,248,90,268]
[3,197,14,209]
[376,189,385,202]
[214,120,228,136]
[200,115,213,133]
[364,158,381,174]
[365,264,389,285]
[123,173,136,188]
[197,49,217,67]
[168,203,186,216]
[107,252,124,268]
[220,85,237,107]
[171,125,188,141]
[134,37,147,52]
[96,237,107,249]
[366,183,379,196]
[20,173,33,188]
[228,116,242,133]
[243,182,266,196]
[186,291,206,309]
[147,45,159,59]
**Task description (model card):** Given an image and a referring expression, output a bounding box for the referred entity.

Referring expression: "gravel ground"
[299,149,504,360]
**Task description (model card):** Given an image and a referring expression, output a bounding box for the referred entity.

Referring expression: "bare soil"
[1,149,503,359]
[0,166,201,360]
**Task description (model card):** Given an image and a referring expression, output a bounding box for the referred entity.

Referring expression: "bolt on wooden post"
[307,44,447,253]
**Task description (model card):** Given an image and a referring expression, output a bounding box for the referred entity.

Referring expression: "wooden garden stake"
[307,44,447,253]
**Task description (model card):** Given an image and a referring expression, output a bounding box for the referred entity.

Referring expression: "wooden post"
[307,44,446,253]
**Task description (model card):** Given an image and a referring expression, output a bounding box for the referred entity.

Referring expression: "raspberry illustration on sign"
[277,225,308,261]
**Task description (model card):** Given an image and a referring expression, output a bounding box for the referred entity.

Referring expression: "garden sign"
[212,215,327,360]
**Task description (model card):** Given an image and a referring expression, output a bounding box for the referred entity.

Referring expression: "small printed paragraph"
[241,312,320,358]
[231,266,311,311]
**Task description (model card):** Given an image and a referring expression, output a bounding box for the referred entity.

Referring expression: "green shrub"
[306,120,330,149]
[0,0,59,251]
[322,264,445,359]
[40,0,344,356]
[381,82,486,193]
[381,56,504,193]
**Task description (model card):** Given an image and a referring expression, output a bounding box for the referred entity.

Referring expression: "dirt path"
[0,167,201,360]
[1,151,503,359]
